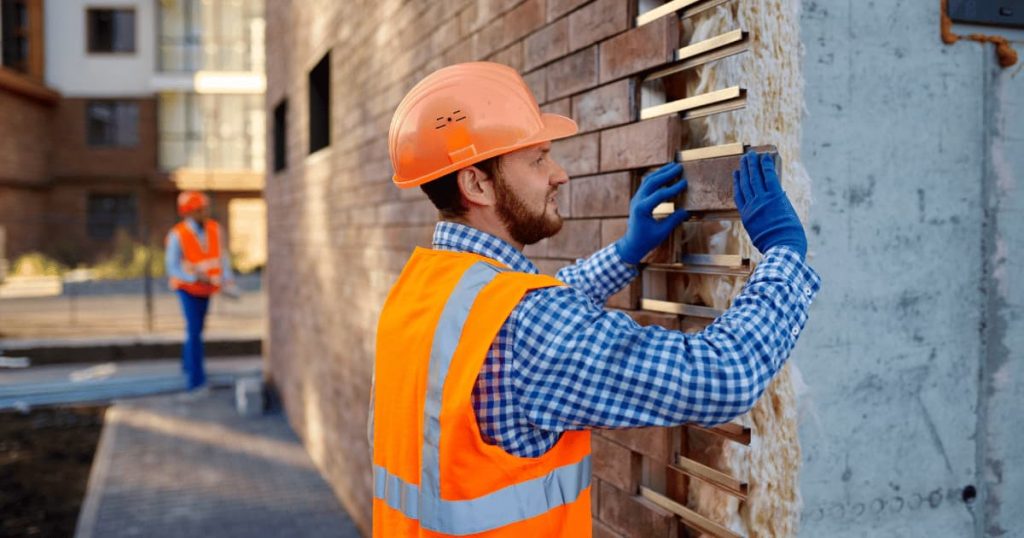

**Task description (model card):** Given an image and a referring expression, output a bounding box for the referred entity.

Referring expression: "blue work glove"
[615,162,691,265]
[733,151,807,259]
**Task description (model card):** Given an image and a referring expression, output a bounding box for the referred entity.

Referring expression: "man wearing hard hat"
[371,62,819,536]
[165,191,235,392]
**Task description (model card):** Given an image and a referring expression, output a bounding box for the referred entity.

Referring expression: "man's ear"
[456,165,496,208]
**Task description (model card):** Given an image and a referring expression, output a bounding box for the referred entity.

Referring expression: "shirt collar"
[432,221,539,274]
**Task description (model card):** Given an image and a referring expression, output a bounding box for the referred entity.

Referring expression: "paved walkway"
[74,388,362,537]
[0,357,262,410]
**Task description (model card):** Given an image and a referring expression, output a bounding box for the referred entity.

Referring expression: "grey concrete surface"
[0,357,262,410]
[795,1,1022,536]
[74,388,360,538]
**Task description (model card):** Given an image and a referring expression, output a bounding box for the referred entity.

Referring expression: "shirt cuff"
[590,242,640,296]
[759,246,822,307]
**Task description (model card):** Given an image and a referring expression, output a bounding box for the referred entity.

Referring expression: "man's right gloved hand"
[733,151,807,260]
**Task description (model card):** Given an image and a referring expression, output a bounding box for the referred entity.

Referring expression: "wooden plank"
[679,143,746,162]
[640,86,742,121]
[689,423,752,445]
[639,486,743,538]
[641,298,724,319]
[647,30,749,80]
[673,455,749,499]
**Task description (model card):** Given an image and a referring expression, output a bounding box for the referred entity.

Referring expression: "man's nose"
[550,161,569,186]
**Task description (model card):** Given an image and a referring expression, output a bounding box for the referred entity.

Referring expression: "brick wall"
[50,97,158,180]
[266,1,695,535]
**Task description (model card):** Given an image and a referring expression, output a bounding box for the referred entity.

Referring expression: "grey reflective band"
[375,456,592,535]
[373,261,591,535]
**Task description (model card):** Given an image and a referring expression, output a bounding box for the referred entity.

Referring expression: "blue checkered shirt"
[432,221,821,458]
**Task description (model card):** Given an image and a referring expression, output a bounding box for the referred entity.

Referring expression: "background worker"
[371,62,820,536]
[165,191,235,392]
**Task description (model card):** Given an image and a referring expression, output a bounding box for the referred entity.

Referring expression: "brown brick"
[551,132,599,177]
[533,257,566,276]
[556,178,572,218]
[524,18,568,71]
[540,97,571,117]
[593,519,625,538]
[593,433,641,493]
[572,79,633,133]
[602,427,674,463]
[547,0,589,21]
[546,45,598,101]
[599,116,680,172]
[568,0,629,51]
[600,218,628,249]
[570,172,630,218]
[598,480,678,538]
[502,0,546,48]
[598,16,677,83]
[523,68,547,103]
[547,218,600,259]
[489,41,525,71]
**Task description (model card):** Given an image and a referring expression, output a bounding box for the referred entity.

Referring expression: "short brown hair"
[420,156,502,219]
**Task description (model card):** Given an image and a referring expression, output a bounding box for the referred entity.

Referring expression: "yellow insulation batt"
[680,1,811,536]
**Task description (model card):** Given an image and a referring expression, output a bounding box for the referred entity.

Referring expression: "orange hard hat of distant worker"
[388,62,578,189]
[177,191,209,216]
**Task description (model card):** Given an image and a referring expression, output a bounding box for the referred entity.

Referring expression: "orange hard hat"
[388,62,578,189]
[177,191,209,216]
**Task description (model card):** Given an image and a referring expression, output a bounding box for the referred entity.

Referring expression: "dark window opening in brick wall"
[0,0,29,73]
[308,51,331,154]
[87,193,138,240]
[87,101,139,147]
[273,98,288,172]
[87,8,136,53]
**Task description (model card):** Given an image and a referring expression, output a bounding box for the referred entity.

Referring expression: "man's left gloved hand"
[615,162,691,265]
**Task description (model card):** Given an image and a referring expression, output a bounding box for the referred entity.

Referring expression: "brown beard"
[494,174,562,246]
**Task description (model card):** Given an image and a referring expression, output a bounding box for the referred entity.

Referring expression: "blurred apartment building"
[0,0,266,272]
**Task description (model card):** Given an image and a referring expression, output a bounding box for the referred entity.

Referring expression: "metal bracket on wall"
[640,487,743,538]
[641,299,725,318]
[640,86,746,121]
[679,142,746,162]
[647,29,750,80]
[636,0,736,27]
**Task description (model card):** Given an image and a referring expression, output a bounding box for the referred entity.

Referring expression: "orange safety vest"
[168,219,223,297]
[372,248,593,537]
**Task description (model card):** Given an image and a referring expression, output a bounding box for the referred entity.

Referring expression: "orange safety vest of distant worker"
[168,219,223,297]
[372,249,592,536]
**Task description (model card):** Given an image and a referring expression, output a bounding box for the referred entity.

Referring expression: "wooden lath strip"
[639,487,743,538]
[680,254,747,268]
[641,298,724,319]
[679,95,746,120]
[636,0,734,27]
[673,455,749,500]
[640,86,743,121]
[679,142,746,162]
[689,423,752,445]
[647,29,749,80]
[646,262,752,277]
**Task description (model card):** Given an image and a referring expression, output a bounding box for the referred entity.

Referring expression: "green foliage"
[11,252,68,277]
[89,230,166,280]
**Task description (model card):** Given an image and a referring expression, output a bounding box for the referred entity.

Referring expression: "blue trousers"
[177,289,210,389]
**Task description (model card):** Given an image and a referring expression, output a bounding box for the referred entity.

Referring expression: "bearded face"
[490,142,567,246]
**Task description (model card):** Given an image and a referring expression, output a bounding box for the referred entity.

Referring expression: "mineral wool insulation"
[678,2,810,536]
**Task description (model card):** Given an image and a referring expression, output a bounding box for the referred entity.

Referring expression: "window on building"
[308,51,330,154]
[1,0,30,73]
[87,193,137,240]
[87,101,139,147]
[87,8,135,53]
[157,0,264,72]
[273,99,287,172]
[158,92,265,171]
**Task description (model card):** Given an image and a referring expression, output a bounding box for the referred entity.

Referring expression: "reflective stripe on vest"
[372,261,592,535]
